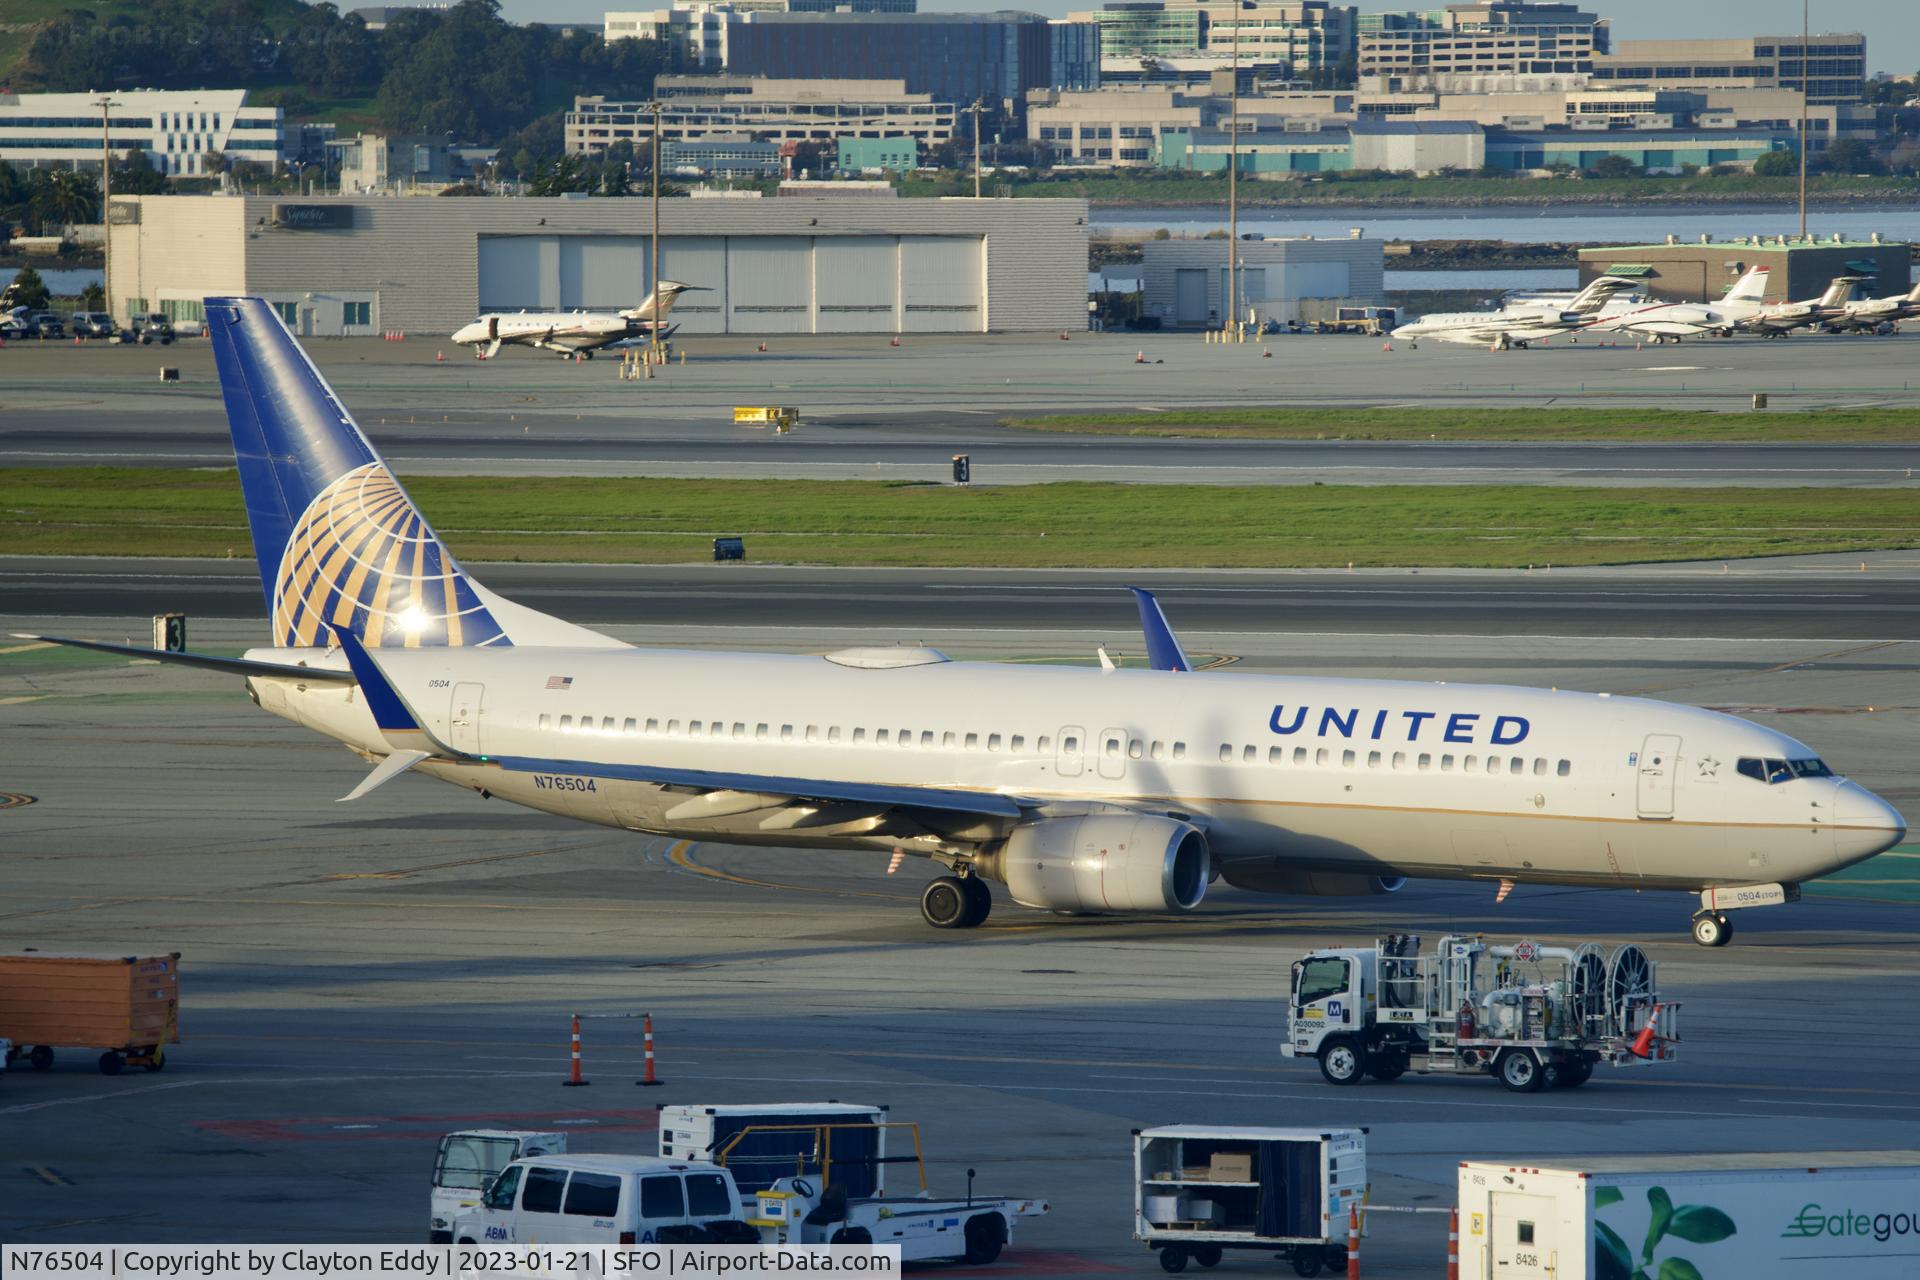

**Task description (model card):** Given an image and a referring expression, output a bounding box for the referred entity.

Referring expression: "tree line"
[19,0,661,159]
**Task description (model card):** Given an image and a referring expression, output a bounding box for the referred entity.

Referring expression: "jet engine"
[1220,865,1406,896]
[974,815,1208,914]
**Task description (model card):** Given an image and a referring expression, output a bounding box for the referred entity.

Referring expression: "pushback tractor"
[1282,935,1679,1092]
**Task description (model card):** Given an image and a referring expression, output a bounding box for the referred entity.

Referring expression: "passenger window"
[1128,739,1143,759]
[876,729,890,745]
[565,1171,622,1217]
[921,731,934,748]
[1151,741,1165,760]
[623,718,637,734]
[732,722,745,739]
[485,1165,522,1211]
[780,724,793,741]
[1510,758,1524,776]
[539,714,551,730]
[1013,735,1027,751]
[1464,755,1478,771]
[1242,744,1256,763]
[640,1174,685,1220]
[1392,752,1406,770]
[1486,756,1499,775]
[1269,747,1285,764]
[830,727,843,743]
[756,723,769,741]
[1418,753,1432,770]
[1294,747,1307,765]
[1342,750,1356,767]
[989,734,1002,751]
[1368,751,1381,769]
[805,726,818,743]
[1038,735,1052,752]
[646,718,659,734]
[1316,748,1329,766]
[853,728,867,744]
[1171,741,1185,760]
[690,720,702,736]
[560,715,574,732]
[965,733,979,750]
[602,717,614,733]
[1533,758,1546,775]
[941,731,955,748]
[1557,759,1571,777]
[667,719,681,735]
[1518,1222,1535,1246]
[686,1171,732,1218]
[521,1166,568,1214]
[1219,745,1233,763]
[1441,754,1455,771]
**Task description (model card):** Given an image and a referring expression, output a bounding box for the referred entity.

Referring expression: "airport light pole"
[1797,0,1808,241]
[650,100,662,374]
[969,101,984,198]
[1227,12,1239,338]
[98,96,117,318]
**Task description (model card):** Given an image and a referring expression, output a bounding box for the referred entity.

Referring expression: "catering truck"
[1282,934,1678,1092]
[1457,1152,1920,1280]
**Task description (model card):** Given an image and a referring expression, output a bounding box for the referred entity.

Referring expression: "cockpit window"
[1737,756,1830,784]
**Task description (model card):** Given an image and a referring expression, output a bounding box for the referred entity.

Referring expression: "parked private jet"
[1388,275,1643,348]
[451,280,701,359]
[1584,265,1781,343]
[23,298,1906,946]
[1822,279,1920,334]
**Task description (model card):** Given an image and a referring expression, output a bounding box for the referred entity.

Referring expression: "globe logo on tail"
[272,463,508,648]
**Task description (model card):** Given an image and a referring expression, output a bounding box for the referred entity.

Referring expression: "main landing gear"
[921,873,993,929]
[1690,911,1733,948]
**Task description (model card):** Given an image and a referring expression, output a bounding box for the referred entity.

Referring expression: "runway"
[3,613,1916,1267]
[10,554,1920,640]
[5,334,1919,485]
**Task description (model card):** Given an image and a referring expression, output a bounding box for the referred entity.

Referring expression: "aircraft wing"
[1597,319,1707,337]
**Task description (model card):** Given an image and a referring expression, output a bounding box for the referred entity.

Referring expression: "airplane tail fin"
[621,281,702,323]
[1817,277,1861,308]
[205,297,620,650]
[1907,279,1920,304]
[1724,265,1771,304]
[1566,275,1640,315]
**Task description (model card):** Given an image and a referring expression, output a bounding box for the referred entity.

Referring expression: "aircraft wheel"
[959,875,993,927]
[1691,912,1732,947]
[921,876,974,929]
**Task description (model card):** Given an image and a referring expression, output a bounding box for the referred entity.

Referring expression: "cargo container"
[659,1102,888,1196]
[1457,1152,1920,1280]
[0,952,180,1075]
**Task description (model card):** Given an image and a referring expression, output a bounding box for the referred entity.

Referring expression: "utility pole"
[649,100,662,376]
[971,101,984,198]
[1798,0,1809,241]
[98,96,117,317]
[1227,10,1239,339]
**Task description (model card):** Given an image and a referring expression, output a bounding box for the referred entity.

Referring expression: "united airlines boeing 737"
[25,299,1905,946]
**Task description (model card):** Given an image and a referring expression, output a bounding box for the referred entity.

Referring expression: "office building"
[728,12,1084,105]
[1358,4,1609,91]
[0,89,289,177]
[837,136,922,172]
[568,80,958,156]
[1593,34,1868,106]
[1028,87,1209,166]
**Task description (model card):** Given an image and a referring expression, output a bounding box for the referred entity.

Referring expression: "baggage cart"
[0,952,180,1075]
[1133,1125,1367,1276]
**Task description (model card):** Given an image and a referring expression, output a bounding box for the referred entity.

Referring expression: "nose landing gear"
[1690,911,1732,948]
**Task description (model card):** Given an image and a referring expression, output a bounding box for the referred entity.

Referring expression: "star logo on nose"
[1697,756,1720,777]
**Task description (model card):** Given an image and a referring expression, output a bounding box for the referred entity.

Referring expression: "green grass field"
[1004,406,1920,443]
[7,469,1919,569]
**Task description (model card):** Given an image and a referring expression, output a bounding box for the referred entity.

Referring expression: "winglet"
[1129,587,1193,673]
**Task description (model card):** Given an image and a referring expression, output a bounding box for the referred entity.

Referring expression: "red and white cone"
[637,1012,665,1086]
[563,1013,590,1087]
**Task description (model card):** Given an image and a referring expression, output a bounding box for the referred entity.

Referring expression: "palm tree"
[29,169,99,233]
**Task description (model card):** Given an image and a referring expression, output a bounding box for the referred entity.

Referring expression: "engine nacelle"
[976,815,1208,914]
[1221,865,1407,897]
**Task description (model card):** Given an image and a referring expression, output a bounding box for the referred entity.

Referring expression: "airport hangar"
[104,193,1091,337]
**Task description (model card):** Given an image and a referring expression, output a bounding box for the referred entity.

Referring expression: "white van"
[452,1155,747,1245]
[430,1130,567,1242]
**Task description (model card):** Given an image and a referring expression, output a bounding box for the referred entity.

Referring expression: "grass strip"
[6,468,1918,569]
[1001,406,1920,443]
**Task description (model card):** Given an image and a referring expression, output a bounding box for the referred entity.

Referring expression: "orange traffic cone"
[1135,350,1146,364]
[890,335,900,347]
[1382,342,1392,353]
[757,342,768,352]
[1059,331,1070,341]
[1263,348,1272,358]
[1628,1004,1663,1059]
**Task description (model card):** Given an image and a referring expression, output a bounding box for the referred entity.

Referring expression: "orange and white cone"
[1629,1004,1663,1059]
[563,1013,590,1086]
[637,1012,665,1087]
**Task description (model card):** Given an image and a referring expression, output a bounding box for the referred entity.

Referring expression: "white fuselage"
[246,645,1900,896]
[449,311,661,354]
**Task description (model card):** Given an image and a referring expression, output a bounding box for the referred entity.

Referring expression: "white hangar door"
[900,235,984,333]
[557,237,646,311]
[815,237,899,333]
[727,236,813,333]
[661,236,726,335]
[477,235,560,311]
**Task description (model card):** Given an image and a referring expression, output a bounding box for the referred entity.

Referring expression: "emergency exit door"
[1637,733,1681,819]
[1097,728,1127,780]
[448,682,485,755]
[1489,1192,1557,1278]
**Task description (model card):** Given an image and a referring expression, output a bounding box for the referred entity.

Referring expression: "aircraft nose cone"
[1833,781,1907,861]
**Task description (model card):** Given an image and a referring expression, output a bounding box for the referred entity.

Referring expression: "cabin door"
[1636,733,1681,820]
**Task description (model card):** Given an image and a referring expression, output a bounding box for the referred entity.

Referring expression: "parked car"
[70,311,117,339]
[26,311,65,339]
[129,313,175,344]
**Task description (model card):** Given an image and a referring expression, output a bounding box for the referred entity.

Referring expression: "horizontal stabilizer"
[338,749,430,803]
[1128,587,1193,673]
[11,633,354,682]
